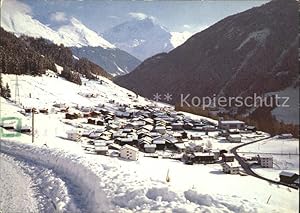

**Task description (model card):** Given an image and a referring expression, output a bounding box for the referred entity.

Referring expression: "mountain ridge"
[115,0,298,102]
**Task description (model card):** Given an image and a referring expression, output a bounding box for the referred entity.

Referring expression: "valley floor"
[0,74,299,213]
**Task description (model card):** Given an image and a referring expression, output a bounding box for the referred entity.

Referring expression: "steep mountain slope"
[0,27,111,85]
[1,1,113,49]
[1,0,140,76]
[115,0,298,103]
[103,17,174,60]
[71,46,141,76]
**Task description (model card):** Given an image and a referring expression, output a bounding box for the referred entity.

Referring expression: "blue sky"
[24,0,269,34]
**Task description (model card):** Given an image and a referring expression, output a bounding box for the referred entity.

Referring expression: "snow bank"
[1,141,113,213]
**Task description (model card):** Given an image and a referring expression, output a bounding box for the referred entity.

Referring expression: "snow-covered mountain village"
[0,0,299,213]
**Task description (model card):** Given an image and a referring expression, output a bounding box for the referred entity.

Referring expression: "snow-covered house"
[144,144,156,153]
[67,130,81,141]
[222,162,240,174]
[172,122,184,130]
[120,144,139,161]
[95,144,108,155]
[279,171,299,185]
[227,134,241,143]
[155,126,166,134]
[222,153,235,162]
[258,155,273,168]
[192,152,215,164]
[219,120,245,130]
[19,125,31,133]
[278,134,293,139]
[174,143,186,153]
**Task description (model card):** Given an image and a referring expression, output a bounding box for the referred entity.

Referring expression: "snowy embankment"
[1,139,299,213]
[0,154,39,212]
[1,140,112,213]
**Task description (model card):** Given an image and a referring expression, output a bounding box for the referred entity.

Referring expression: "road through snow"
[0,154,39,213]
[0,142,113,213]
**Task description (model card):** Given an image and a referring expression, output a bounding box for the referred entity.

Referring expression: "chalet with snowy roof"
[222,153,235,162]
[141,124,154,132]
[172,122,184,130]
[155,126,166,134]
[115,137,137,146]
[90,111,101,117]
[131,121,146,129]
[108,143,121,151]
[246,126,257,132]
[96,119,105,126]
[107,123,119,131]
[192,152,215,164]
[87,118,96,125]
[137,129,151,139]
[218,120,245,130]
[144,144,156,153]
[143,118,154,125]
[227,134,242,143]
[66,112,80,120]
[202,125,216,131]
[278,133,293,139]
[153,137,167,150]
[174,143,186,153]
[173,132,183,140]
[183,122,194,130]
[19,125,31,133]
[94,144,108,155]
[222,162,240,174]
[120,144,139,161]
[190,134,202,140]
[66,130,81,141]
[88,131,103,139]
[279,172,299,185]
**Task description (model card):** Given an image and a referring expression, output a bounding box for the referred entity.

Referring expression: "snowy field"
[1,74,299,212]
[238,137,299,181]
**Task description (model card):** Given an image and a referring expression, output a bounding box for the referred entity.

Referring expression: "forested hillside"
[0,27,111,85]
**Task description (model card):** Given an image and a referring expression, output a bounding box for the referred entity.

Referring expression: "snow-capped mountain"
[1,1,113,49]
[115,0,298,123]
[103,17,174,61]
[55,17,115,49]
[170,31,193,48]
[1,0,140,76]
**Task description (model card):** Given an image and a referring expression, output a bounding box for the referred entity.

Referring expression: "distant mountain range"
[115,0,298,101]
[103,17,175,61]
[1,0,140,76]
[71,46,141,76]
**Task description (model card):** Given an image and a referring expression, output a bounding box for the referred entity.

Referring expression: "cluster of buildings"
[61,102,258,163]
[63,103,222,161]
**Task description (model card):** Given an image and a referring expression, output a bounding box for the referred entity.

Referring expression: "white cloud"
[2,0,32,15]
[129,12,150,20]
[50,12,68,22]
[183,24,191,29]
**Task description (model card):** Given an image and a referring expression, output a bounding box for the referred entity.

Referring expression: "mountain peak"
[1,0,115,49]
[103,17,173,60]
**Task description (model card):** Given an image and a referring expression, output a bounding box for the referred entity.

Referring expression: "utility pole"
[10,75,24,105]
[32,108,35,143]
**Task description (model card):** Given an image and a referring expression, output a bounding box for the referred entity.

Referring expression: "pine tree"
[5,83,11,98]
